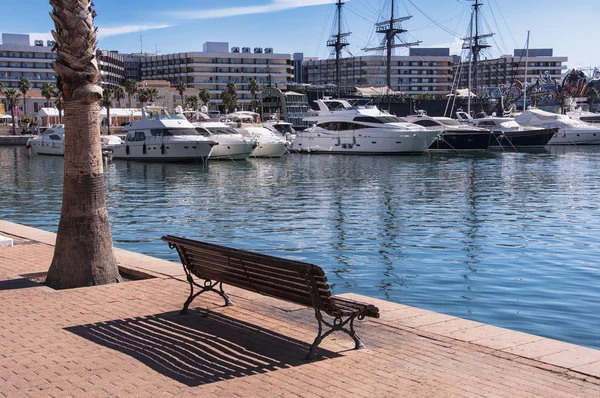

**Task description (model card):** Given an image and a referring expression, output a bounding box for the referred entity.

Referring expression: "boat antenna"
[327,0,351,98]
[363,0,421,91]
[523,30,530,110]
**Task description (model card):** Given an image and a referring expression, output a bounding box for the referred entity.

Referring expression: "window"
[413,119,441,127]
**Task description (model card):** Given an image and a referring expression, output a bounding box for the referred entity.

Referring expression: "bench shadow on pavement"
[66,309,340,386]
[0,278,42,290]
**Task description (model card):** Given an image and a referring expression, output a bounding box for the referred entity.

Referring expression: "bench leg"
[306,311,364,359]
[180,266,232,315]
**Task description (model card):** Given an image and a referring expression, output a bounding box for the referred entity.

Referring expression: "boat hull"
[291,129,440,154]
[428,130,494,152]
[489,128,556,148]
[112,139,214,161]
[547,128,600,145]
[209,142,255,160]
[249,142,288,158]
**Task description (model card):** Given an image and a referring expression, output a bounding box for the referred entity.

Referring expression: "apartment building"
[456,49,568,90]
[303,48,456,95]
[128,42,295,111]
[0,33,126,114]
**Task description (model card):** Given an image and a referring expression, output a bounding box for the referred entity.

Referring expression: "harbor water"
[1,146,599,350]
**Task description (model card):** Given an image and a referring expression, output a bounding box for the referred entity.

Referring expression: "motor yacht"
[193,121,256,160]
[456,111,556,149]
[405,114,495,152]
[112,108,217,162]
[226,111,288,158]
[514,109,600,145]
[292,99,441,154]
[26,124,122,156]
[263,119,296,144]
[567,108,600,124]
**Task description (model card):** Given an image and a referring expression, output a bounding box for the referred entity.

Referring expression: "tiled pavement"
[1,220,599,397]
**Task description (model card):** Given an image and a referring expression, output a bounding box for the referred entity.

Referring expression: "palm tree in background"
[586,87,599,112]
[176,80,187,104]
[186,95,199,111]
[54,90,63,123]
[124,78,138,108]
[18,77,31,116]
[148,87,159,102]
[199,88,211,108]
[45,0,122,289]
[3,89,21,135]
[101,85,124,135]
[221,81,239,113]
[249,79,260,112]
[137,88,149,108]
[41,82,56,107]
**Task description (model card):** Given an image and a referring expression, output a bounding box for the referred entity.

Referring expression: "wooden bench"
[162,235,380,358]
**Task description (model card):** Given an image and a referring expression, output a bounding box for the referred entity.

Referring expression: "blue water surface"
[1,146,599,349]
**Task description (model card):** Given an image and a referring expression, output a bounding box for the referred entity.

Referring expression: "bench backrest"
[162,235,334,312]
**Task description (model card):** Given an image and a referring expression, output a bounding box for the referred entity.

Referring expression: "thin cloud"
[169,0,333,20]
[27,24,173,44]
[97,24,173,39]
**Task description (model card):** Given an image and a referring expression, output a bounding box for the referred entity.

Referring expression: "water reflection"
[1,147,600,350]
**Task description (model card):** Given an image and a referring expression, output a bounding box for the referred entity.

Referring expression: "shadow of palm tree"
[66,309,339,386]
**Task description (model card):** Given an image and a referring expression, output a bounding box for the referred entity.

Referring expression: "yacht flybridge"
[112,107,217,161]
[292,99,442,154]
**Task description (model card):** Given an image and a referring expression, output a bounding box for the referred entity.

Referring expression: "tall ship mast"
[327,0,351,98]
[363,0,421,90]
[462,0,494,94]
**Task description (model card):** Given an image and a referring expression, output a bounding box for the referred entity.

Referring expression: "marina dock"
[1,220,599,397]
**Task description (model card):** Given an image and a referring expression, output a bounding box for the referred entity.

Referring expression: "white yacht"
[192,121,256,160]
[263,119,296,143]
[292,99,441,154]
[112,108,216,161]
[26,124,122,156]
[226,111,288,158]
[567,108,600,124]
[456,111,556,149]
[515,109,600,145]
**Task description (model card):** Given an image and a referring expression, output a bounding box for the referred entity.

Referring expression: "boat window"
[150,129,163,136]
[317,122,338,131]
[353,116,407,124]
[194,127,212,137]
[412,120,441,127]
[476,120,497,127]
[163,128,202,136]
[436,119,461,126]
[48,134,62,141]
[272,124,293,134]
[206,127,238,135]
[126,131,146,141]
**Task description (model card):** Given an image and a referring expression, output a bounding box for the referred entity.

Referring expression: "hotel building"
[456,49,568,90]
[126,42,295,111]
[302,48,457,96]
[0,33,126,114]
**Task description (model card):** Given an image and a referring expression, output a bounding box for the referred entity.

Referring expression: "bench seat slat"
[183,246,327,282]
[185,253,331,296]
[184,250,319,283]
[165,236,324,276]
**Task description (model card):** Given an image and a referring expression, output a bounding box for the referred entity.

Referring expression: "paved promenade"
[1,220,599,397]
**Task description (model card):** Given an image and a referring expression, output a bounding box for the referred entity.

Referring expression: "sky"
[2,0,598,74]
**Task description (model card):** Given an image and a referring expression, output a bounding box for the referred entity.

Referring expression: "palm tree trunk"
[11,110,16,136]
[46,0,121,289]
[107,106,111,135]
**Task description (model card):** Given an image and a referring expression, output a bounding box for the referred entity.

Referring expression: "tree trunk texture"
[46,0,121,289]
